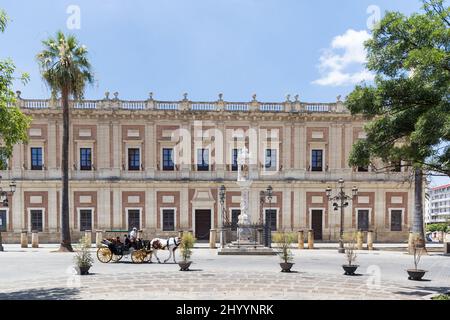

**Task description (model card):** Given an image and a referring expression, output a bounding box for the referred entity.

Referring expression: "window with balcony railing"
[231,149,239,171]
[128,148,140,171]
[31,147,43,170]
[80,148,92,171]
[197,149,209,171]
[265,149,277,171]
[163,148,174,171]
[311,149,323,172]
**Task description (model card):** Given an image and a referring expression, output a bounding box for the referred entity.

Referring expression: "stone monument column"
[237,147,252,242]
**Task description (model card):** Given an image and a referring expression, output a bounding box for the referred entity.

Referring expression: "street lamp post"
[219,184,227,248]
[325,178,358,254]
[264,185,273,248]
[0,178,17,252]
[259,191,265,225]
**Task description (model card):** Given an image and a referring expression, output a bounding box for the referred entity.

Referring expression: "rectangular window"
[265,209,277,231]
[128,148,140,171]
[127,209,140,231]
[80,148,92,171]
[162,209,175,231]
[357,209,369,231]
[197,149,209,171]
[31,147,43,170]
[0,148,8,170]
[0,210,6,232]
[163,148,174,171]
[357,166,368,172]
[311,149,323,172]
[391,161,401,172]
[30,209,43,232]
[265,149,277,171]
[231,209,240,231]
[391,210,402,231]
[231,149,239,171]
[79,209,92,231]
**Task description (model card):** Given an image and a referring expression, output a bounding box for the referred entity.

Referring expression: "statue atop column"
[237,147,250,182]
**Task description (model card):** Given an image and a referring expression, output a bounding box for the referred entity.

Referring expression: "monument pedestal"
[218,241,275,255]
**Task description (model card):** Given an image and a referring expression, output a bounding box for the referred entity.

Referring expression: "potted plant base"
[78,266,90,275]
[342,265,359,275]
[178,261,192,271]
[407,238,427,280]
[407,269,427,280]
[280,262,294,272]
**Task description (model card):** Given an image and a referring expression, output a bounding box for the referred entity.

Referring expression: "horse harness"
[151,237,180,250]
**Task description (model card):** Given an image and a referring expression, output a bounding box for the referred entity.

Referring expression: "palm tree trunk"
[412,167,426,249]
[59,88,73,252]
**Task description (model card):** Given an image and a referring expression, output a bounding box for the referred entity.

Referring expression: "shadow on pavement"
[393,286,449,298]
[181,269,203,272]
[0,287,80,300]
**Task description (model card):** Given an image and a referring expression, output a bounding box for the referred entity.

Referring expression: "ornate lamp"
[325,179,358,253]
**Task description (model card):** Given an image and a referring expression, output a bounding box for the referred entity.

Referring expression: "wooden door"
[195,210,211,240]
[391,210,402,231]
[311,209,323,240]
[0,210,6,232]
[357,210,369,231]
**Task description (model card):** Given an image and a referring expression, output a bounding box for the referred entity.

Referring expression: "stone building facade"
[0,93,413,242]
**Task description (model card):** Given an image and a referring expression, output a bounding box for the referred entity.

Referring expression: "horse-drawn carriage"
[96,237,152,264]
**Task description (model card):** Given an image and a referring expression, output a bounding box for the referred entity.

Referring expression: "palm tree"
[37,31,93,252]
[413,167,426,249]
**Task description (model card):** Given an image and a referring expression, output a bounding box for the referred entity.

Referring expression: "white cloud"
[313,29,374,86]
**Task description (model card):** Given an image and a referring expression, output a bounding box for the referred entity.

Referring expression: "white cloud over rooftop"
[313,29,374,87]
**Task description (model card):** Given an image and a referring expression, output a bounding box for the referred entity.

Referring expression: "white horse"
[149,237,181,263]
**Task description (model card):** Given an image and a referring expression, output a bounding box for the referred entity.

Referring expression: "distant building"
[427,184,450,224]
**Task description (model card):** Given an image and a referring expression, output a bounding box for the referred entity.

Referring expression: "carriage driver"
[129,227,138,241]
[129,227,138,249]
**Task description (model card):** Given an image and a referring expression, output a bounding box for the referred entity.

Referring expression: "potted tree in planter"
[342,238,358,275]
[74,236,94,275]
[407,238,427,280]
[273,231,295,272]
[179,232,195,271]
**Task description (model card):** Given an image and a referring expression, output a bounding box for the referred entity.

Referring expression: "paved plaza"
[0,244,449,300]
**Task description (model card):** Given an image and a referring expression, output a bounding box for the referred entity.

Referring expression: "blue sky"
[1,0,448,186]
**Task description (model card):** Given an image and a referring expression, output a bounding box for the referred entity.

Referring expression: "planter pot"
[178,261,192,271]
[407,269,427,281]
[78,266,90,275]
[280,262,294,272]
[342,265,359,275]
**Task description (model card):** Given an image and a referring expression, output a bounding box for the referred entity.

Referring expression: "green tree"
[346,0,450,246]
[0,9,31,170]
[37,31,93,252]
[426,223,449,233]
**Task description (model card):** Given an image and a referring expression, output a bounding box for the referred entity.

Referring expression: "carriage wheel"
[97,247,112,263]
[112,254,123,262]
[131,250,146,263]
